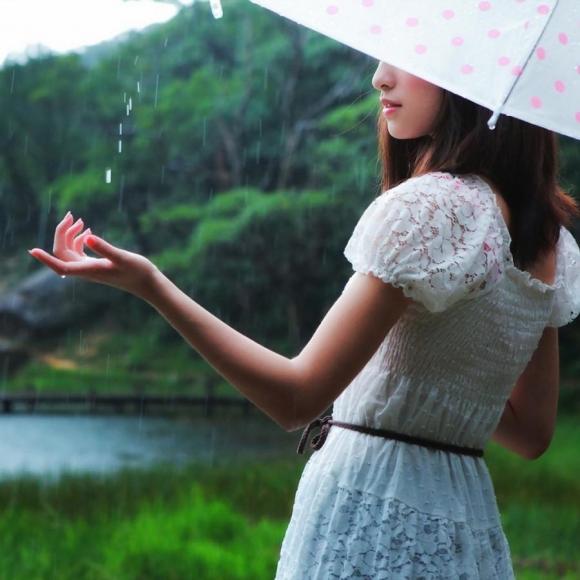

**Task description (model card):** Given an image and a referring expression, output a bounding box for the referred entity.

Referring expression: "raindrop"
[210,0,223,19]
[154,74,160,108]
[119,123,123,136]
[137,81,141,94]
[129,97,133,111]
[118,140,123,154]
[106,168,112,183]
[61,275,66,279]
[126,104,130,116]
[118,174,126,211]
[123,92,127,103]
[163,37,168,48]
[134,55,139,66]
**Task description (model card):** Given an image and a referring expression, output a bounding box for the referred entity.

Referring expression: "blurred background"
[0,0,579,578]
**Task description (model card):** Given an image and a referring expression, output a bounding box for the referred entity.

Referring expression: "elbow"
[284,413,311,433]
[522,437,552,460]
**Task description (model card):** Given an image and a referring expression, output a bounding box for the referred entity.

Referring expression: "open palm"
[28,211,159,299]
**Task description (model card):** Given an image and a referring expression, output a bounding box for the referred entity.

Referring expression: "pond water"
[0,413,302,481]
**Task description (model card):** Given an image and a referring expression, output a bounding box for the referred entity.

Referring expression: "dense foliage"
[1,0,579,383]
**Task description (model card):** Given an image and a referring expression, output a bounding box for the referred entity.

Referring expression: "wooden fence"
[0,383,253,416]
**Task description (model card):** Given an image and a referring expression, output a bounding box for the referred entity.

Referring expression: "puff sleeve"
[546,226,580,328]
[343,173,505,313]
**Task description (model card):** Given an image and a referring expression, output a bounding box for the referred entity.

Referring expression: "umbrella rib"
[487,0,561,130]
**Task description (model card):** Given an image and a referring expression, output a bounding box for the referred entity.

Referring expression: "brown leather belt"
[297,415,484,458]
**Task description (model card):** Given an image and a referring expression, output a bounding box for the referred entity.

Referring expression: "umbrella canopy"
[233,0,578,141]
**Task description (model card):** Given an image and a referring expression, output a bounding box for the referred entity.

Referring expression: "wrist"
[138,264,167,305]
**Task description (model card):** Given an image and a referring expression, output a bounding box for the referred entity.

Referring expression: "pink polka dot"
[479,1,492,10]
[406,17,419,27]
[361,0,374,6]
[531,96,543,109]
[555,80,566,93]
[576,112,580,123]
[536,47,546,60]
[461,64,474,74]
[370,24,382,34]
[488,29,501,39]
[452,36,464,46]
[538,4,550,14]
[559,33,569,45]
[512,65,524,76]
[326,4,338,15]
[576,65,580,74]
[442,9,455,19]
[415,44,427,54]
[498,56,510,66]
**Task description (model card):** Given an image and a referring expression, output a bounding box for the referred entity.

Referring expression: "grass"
[0,457,304,580]
[487,415,580,578]
[0,413,578,578]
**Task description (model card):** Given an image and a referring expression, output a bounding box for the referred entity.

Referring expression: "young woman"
[29,61,580,578]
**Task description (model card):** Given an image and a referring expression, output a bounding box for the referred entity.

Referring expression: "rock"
[0,268,115,340]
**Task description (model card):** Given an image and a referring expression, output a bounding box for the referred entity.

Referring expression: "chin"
[388,126,430,140]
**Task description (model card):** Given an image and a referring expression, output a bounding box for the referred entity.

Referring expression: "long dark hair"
[377,89,580,270]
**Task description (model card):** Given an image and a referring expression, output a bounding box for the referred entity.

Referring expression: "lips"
[381,98,402,107]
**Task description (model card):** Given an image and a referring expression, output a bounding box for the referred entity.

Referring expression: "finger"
[64,218,84,250]
[86,235,125,262]
[73,228,92,255]
[28,248,73,276]
[29,248,109,277]
[53,213,76,254]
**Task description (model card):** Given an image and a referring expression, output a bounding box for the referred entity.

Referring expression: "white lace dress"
[274,171,580,579]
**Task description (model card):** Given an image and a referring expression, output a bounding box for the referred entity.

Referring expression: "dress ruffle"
[343,172,505,314]
[546,226,580,327]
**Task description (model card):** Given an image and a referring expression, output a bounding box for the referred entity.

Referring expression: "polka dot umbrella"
[211,0,579,141]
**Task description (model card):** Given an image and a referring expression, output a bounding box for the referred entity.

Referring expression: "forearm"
[492,327,559,459]
[140,268,303,431]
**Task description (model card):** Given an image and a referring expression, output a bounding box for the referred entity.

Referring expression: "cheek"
[408,79,442,120]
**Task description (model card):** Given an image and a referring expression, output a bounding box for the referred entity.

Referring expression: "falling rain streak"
[154,74,160,108]
[107,79,137,180]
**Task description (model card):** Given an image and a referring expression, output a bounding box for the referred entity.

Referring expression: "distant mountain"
[79,19,174,68]
[0,16,178,71]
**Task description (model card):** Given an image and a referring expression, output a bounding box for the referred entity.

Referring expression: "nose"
[372,61,396,91]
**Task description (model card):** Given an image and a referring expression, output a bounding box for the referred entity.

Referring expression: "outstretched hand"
[28,211,160,300]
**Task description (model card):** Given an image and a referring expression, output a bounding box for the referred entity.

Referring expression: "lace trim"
[277,485,515,579]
